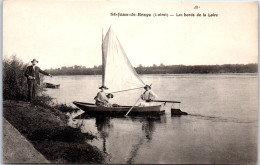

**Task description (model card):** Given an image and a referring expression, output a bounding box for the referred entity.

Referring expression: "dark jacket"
[24,65,49,85]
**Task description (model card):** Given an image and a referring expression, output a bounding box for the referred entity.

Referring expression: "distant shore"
[3,100,106,164]
[45,63,258,75]
[43,72,258,77]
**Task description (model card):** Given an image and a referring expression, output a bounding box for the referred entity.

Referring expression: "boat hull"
[73,101,165,116]
[45,83,60,89]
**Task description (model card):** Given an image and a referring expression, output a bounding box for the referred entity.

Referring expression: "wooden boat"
[73,101,165,116]
[73,27,168,116]
[45,83,60,89]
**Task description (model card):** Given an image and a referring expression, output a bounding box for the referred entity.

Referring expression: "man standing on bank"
[24,59,52,102]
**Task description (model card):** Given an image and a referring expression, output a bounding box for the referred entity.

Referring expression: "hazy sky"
[3,0,258,69]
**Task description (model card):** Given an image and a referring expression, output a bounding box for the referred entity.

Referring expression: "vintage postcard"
[2,0,258,164]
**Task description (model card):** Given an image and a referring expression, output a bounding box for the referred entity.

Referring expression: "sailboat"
[73,27,165,115]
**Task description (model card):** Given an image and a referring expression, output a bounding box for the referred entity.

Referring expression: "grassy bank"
[3,100,105,163]
[3,56,105,163]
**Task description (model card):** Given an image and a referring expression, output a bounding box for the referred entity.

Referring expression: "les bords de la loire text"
[110,12,218,17]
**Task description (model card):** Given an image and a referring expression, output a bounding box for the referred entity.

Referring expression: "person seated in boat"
[94,85,113,107]
[139,85,157,106]
[105,93,114,107]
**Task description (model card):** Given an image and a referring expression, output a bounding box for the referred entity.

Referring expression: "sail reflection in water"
[71,113,166,164]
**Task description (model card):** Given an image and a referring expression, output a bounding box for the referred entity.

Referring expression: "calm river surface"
[44,74,258,164]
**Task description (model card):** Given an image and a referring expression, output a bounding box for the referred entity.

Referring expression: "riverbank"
[3,117,49,163]
[3,100,105,164]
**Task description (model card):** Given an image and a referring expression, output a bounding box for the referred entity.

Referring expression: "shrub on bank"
[3,55,79,113]
[3,55,28,100]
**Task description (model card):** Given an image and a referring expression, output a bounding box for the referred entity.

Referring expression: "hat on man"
[144,84,151,89]
[31,59,39,63]
[99,85,108,89]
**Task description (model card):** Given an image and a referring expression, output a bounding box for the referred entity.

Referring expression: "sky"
[3,0,258,69]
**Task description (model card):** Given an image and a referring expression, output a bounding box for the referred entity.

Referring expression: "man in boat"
[94,85,113,107]
[139,85,157,106]
[24,59,52,102]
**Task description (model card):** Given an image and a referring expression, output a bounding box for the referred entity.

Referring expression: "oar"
[125,97,141,116]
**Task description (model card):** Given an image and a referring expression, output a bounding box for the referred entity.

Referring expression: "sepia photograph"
[2,0,258,164]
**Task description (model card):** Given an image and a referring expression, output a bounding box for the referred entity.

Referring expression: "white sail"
[102,27,145,93]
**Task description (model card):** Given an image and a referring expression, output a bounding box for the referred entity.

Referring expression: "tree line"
[45,63,258,75]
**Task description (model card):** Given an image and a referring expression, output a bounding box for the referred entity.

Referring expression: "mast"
[102,28,105,86]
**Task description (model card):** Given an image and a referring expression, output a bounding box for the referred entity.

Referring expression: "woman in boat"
[94,85,113,107]
[139,85,157,106]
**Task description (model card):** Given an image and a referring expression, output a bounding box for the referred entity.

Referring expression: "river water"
[44,74,258,164]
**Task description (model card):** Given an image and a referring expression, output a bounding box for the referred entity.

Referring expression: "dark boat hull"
[73,101,165,116]
[45,83,60,89]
